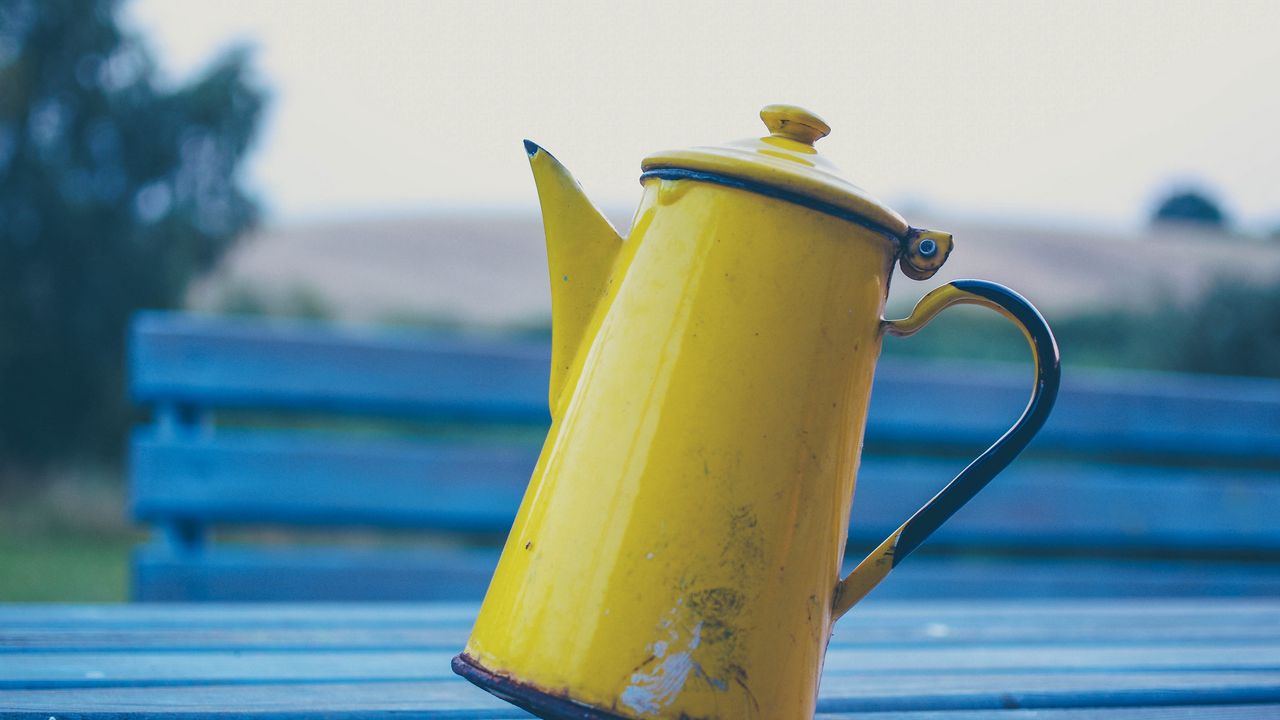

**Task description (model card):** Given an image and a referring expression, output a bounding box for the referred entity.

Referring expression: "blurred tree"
[0,0,265,473]
[882,277,1280,381]
[1151,188,1229,228]
[1176,278,1280,379]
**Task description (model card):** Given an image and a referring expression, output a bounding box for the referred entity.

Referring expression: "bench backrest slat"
[132,313,1280,463]
[869,361,1280,463]
[128,311,1280,600]
[131,430,1280,553]
[132,430,536,532]
[131,312,551,422]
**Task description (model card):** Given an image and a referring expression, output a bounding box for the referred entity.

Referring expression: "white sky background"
[127,0,1280,231]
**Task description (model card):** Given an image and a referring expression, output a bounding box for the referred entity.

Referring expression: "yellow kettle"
[454,104,1060,720]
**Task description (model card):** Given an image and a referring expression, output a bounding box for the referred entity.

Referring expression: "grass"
[0,531,136,602]
[0,469,141,602]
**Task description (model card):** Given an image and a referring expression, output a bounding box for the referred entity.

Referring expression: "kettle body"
[455,106,1060,720]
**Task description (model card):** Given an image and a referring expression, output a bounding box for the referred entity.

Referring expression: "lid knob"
[760,104,831,145]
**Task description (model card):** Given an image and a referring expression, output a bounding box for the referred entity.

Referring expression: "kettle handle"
[831,279,1061,620]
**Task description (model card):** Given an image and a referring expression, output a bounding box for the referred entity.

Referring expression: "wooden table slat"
[1,601,1277,718]
[8,614,1280,654]
[2,673,1279,714]
[3,643,1279,690]
[819,709,1280,720]
[1,599,1276,627]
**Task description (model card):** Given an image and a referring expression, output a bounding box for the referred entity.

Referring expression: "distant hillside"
[190,212,1280,327]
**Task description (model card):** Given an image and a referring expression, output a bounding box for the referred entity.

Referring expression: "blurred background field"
[2,0,1278,601]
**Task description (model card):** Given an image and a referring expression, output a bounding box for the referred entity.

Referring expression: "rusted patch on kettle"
[619,582,755,717]
[453,653,632,720]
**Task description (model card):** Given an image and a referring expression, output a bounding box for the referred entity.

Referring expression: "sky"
[126,0,1280,232]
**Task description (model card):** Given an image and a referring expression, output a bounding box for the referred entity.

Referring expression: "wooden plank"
[1,672,1278,715]
[3,598,1276,629]
[0,680,515,716]
[819,644,1280,674]
[0,705,1271,720]
[7,600,1280,653]
[867,359,1280,464]
[6,643,1279,690]
[811,671,1280,712]
[131,430,1280,553]
[816,708,1280,719]
[130,313,1280,463]
[0,651,456,689]
[129,312,551,423]
[850,457,1280,553]
[28,598,1280,622]
[132,546,501,602]
[131,544,1280,604]
[125,542,1275,605]
[6,604,1277,717]
[0,705,1274,720]
[131,431,538,532]
[850,555,1280,599]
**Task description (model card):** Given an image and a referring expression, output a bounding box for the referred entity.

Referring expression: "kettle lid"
[641,104,910,239]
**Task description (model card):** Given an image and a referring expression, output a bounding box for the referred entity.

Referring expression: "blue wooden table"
[1,600,1278,718]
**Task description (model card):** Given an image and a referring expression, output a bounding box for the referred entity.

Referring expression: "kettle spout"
[525,140,623,417]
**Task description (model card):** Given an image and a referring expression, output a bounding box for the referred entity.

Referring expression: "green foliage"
[1175,278,1280,377]
[1151,188,1229,228]
[0,465,138,601]
[0,0,266,470]
[0,532,135,601]
[215,281,334,321]
[880,304,1027,364]
[883,277,1280,380]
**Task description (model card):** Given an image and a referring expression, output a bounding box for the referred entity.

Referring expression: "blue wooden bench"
[8,600,1280,716]
[128,311,1280,601]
